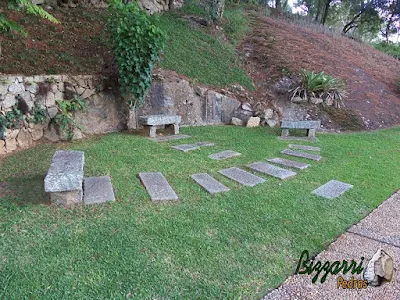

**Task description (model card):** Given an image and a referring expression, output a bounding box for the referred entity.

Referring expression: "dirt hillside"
[240,11,400,130]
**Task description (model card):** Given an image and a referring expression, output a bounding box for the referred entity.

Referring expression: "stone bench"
[44,150,85,206]
[281,120,321,138]
[139,115,181,138]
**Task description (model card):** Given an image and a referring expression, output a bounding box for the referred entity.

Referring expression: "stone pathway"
[138,172,178,201]
[151,134,191,142]
[171,141,215,152]
[312,180,353,199]
[281,149,322,161]
[263,191,400,300]
[267,158,310,170]
[84,176,115,205]
[288,144,321,152]
[247,162,297,180]
[219,167,265,186]
[191,173,230,194]
[209,150,241,160]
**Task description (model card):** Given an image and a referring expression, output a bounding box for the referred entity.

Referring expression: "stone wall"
[0,71,242,156]
[0,75,126,156]
[35,0,184,13]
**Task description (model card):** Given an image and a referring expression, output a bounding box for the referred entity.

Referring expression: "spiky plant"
[289,70,347,108]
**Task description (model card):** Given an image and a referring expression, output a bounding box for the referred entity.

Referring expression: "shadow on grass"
[3,174,50,206]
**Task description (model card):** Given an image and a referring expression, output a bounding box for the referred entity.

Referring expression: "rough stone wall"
[0,75,126,156]
[34,0,184,13]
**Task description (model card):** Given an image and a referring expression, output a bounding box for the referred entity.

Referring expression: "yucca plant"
[290,70,347,108]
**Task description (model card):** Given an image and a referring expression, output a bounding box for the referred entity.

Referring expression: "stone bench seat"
[281,120,321,138]
[139,114,181,138]
[44,150,85,206]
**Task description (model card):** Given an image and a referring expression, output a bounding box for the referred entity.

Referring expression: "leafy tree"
[1,0,59,36]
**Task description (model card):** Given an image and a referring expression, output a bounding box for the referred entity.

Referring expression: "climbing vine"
[108,0,166,108]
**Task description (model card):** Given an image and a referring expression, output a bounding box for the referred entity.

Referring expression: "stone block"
[288,144,320,151]
[171,144,199,152]
[30,124,44,141]
[246,117,260,127]
[281,149,322,161]
[247,162,297,179]
[44,150,85,194]
[139,115,181,126]
[191,173,230,194]
[51,190,83,206]
[138,172,178,201]
[17,128,33,148]
[2,94,16,109]
[208,150,241,160]
[231,117,243,126]
[151,134,191,142]
[219,167,265,187]
[84,176,115,205]
[311,180,353,199]
[267,158,310,170]
[281,120,321,129]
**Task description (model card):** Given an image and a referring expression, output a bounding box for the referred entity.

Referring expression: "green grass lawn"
[1,126,399,298]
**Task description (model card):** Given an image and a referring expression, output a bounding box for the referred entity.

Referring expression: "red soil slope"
[240,12,400,130]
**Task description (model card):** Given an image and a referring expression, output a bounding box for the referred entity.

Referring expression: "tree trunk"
[276,0,281,10]
[342,9,364,34]
[321,0,332,25]
[211,0,225,20]
[314,0,322,22]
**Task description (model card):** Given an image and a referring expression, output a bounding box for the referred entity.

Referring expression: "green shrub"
[108,0,166,108]
[290,70,347,108]
[54,95,88,141]
[29,102,47,124]
[0,103,23,139]
[372,42,400,60]
[222,6,249,45]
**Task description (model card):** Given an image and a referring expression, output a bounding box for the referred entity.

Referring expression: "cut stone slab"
[267,158,310,170]
[219,167,265,187]
[151,134,191,142]
[171,141,215,152]
[278,136,318,142]
[44,150,85,193]
[281,149,322,161]
[311,180,353,199]
[247,162,297,180]
[138,172,178,201]
[208,150,241,160]
[194,141,215,147]
[288,144,321,151]
[84,176,115,205]
[191,173,230,194]
[171,144,200,152]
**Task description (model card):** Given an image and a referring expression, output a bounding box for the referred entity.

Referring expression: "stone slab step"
[44,150,85,193]
[191,173,230,194]
[267,158,310,170]
[288,144,320,152]
[278,136,318,142]
[171,141,215,152]
[218,167,265,187]
[208,150,241,160]
[281,149,322,161]
[84,176,115,205]
[247,162,297,180]
[151,135,191,142]
[312,180,353,199]
[138,172,178,201]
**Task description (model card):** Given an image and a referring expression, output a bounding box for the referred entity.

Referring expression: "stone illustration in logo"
[363,248,394,287]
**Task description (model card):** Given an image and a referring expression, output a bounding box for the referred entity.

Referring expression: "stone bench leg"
[145,125,157,138]
[308,128,316,138]
[51,190,83,206]
[281,129,289,137]
[165,123,179,135]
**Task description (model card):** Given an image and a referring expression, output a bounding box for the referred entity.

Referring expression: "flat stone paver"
[208,150,241,160]
[278,136,318,142]
[171,141,215,152]
[191,173,230,194]
[288,144,321,151]
[138,172,178,201]
[218,167,265,186]
[267,158,310,170]
[263,191,400,300]
[194,141,215,147]
[247,162,297,180]
[311,180,353,199]
[281,149,322,161]
[83,176,115,205]
[151,134,191,142]
[171,144,200,152]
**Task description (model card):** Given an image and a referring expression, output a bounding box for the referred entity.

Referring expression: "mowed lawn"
[0,126,399,298]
